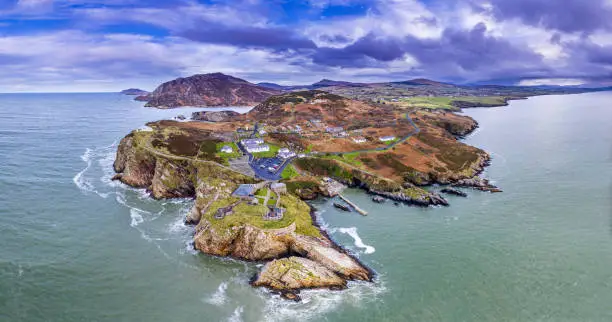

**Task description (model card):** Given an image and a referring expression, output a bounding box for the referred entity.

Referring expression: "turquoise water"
[0,92,611,321]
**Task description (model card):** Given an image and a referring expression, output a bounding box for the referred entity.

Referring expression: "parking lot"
[251,157,284,180]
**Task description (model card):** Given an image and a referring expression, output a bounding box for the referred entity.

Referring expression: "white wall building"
[380,136,396,142]
[278,148,297,159]
[353,137,367,143]
[245,144,270,153]
[220,145,233,153]
[241,138,264,145]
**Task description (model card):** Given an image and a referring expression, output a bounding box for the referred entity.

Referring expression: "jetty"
[338,194,368,216]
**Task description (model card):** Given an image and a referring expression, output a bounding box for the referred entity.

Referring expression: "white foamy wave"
[337,227,375,254]
[262,279,386,322]
[130,209,145,227]
[227,306,244,322]
[205,282,229,306]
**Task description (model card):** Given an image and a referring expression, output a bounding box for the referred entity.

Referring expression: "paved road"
[310,113,420,156]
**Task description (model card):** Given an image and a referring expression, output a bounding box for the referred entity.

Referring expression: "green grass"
[255,188,269,197]
[203,194,320,237]
[215,142,241,163]
[252,144,281,158]
[281,164,300,179]
[320,152,364,167]
[394,96,507,110]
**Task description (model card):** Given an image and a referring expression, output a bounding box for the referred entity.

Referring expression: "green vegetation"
[252,144,281,158]
[281,164,300,179]
[295,157,354,182]
[394,96,508,110]
[255,188,269,197]
[320,152,364,167]
[215,142,241,163]
[203,194,320,237]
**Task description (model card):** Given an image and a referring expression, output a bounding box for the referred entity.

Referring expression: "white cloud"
[518,78,585,86]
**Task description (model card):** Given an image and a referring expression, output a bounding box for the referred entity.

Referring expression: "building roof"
[232,184,256,197]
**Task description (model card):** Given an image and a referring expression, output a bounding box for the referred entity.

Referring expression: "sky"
[1,0,612,92]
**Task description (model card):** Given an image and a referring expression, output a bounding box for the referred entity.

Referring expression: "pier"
[338,194,368,216]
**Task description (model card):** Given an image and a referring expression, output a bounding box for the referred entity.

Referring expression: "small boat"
[333,202,351,212]
[372,196,386,203]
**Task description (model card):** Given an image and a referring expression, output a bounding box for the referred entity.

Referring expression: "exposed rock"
[142,73,281,108]
[192,110,241,122]
[452,177,502,193]
[193,219,291,261]
[441,188,468,197]
[291,235,372,281]
[121,88,148,95]
[252,257,346,291]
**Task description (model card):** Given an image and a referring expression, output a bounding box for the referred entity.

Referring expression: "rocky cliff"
[113,129,373,298]
[140,73,281,108]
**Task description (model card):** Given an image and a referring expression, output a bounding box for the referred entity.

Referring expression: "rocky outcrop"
[141,73,281,108]
[193,220,291,261]
[191,110,241,122]
[121,88,148,95]
[452,177,502,193]
[253,257,346,291]
[441,188,468,197]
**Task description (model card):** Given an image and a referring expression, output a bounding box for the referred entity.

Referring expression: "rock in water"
[441,188,468,197]
[253,257,347,291]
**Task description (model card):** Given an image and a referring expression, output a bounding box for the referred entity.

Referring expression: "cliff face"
[141,73,281,108]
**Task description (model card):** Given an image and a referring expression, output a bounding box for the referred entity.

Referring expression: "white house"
[380,136,396,142]
[352,137,367,143]
[326,126,344,133]
[277,148,296,159]
[220,145,234,153]
[241,138,264,146]
[245,144,270,153]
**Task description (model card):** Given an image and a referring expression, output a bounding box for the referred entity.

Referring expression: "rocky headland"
[113,88,507,299]
[138,73,281,108]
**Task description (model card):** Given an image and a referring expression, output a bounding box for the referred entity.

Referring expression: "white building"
[220,145,234,153]
[380,136,396,142]
[277,148,296,159]
[352,137,367,143]
[326,126,344,133]
[245,144,270,153]
[241,138,264,145]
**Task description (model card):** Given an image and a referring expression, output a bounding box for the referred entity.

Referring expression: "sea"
[0,92,611,321]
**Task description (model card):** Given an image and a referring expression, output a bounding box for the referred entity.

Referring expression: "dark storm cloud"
[485,0,612,33]
[310,23,544,80]
[179,24,317,51]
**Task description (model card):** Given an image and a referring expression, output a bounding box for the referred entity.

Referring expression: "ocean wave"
[337,227,375,254]
[205,282,229,306]
[261,279,386,322]
[227,306,244,322]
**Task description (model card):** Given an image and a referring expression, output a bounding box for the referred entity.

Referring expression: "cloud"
[2,0,612,91]
[483,0,612,33]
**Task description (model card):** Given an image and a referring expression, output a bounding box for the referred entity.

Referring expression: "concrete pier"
[338,194,368,216]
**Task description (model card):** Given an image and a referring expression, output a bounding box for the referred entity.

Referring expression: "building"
[326,126,344,133]
[264,207,285,221]
[277,148,296,159]
[380,136,396,142]
[244,144,270,153]
[220,145,233,153]
[232,184,256,198]
[241,138,264,145]
[335,131,348,138]
[270,183,287,194]
[352,137,367,143]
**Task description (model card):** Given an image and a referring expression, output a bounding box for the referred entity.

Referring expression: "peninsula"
[112,81,513,299]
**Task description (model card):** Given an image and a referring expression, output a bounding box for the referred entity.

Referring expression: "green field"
[215,142,241,163]
[393,96,508,110]
[281,164,300,179]
[320,152,364,167]
[203,194,320,237]
[252,144,280,158]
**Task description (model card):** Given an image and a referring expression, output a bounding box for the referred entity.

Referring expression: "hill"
[121,88,148,95]
[142,73,281,108]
